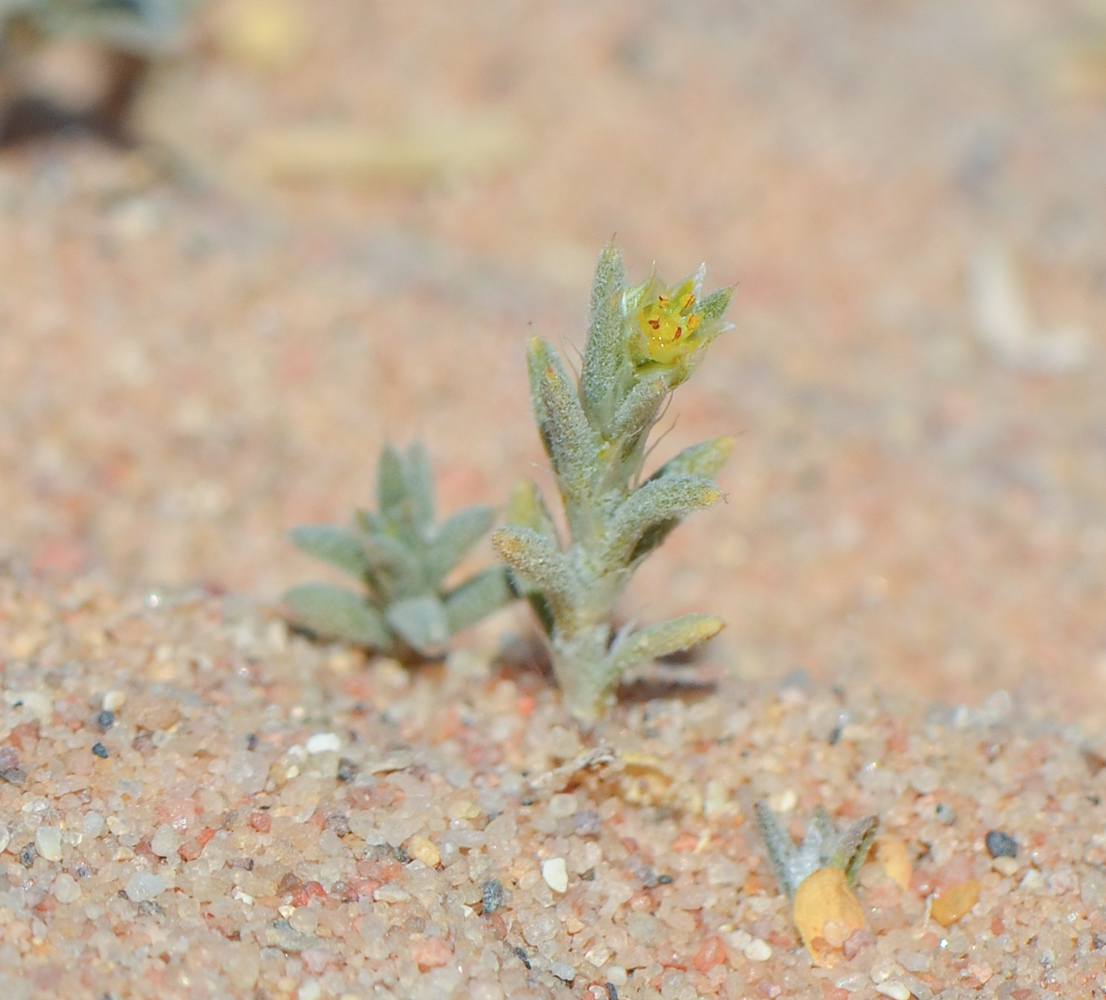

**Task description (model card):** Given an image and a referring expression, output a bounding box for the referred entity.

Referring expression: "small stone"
[413,935,452,971]
[875,983,912,1000]
[306,732,341,754]
[574,809,602,837]
[0,824,10,854]
[930,879,980,926]
[34,825,63,862]
[150,825,183,858]
[298,980,322,1000]
[82,811,106,838]
[792,868,865,966]
[92,743,109,759]
[96,710,115,731]
[482,878,504,914]
[984,830,1017,859]
[993,856,1018,877]
[874,835,913,889]
[542,858,569,893]
[102,690,126,712]
[768,788,797,813]
[52,873,81,903]
[407,836,440,867]
[125,872,167,902]
[692,935,727,973]
[225,750,269,795]
[549,961,576,983]
[743,938,772,962]
[373,885,410,903]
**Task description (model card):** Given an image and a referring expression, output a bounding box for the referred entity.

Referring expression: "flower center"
[635,282,702,364]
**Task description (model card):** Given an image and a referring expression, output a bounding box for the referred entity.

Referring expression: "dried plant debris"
[0,0,198,140]
[284,441,515,659]
[494,241,733,723]
[755,801,878,965]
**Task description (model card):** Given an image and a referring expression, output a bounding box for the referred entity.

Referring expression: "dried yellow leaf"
[792,867,866,967]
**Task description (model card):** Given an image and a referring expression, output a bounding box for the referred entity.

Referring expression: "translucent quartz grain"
[150,825,183,858]
[52,873,81,903]
[125,872,166,902]
[35,826,63,861]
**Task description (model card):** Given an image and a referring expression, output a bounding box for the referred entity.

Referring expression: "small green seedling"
[492,242,733,722]
[284,442,515,659]
[754,801,878,899]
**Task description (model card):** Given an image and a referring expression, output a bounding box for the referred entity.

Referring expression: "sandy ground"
[2,0,1106,996]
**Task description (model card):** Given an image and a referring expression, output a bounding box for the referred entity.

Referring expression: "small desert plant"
[755,801,878,964]
[755,802,878,899]
[284,442,515,659]
[492,242,733,722]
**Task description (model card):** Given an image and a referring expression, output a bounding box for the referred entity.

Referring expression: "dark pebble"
[18,843,35,868]
[657,873,674,885]
[96,711,115,732]
[513,945,531,970]
[92,743,109,759]
[606,985,619,1000]
[985,830,1017,859]
[482,878,504,914]
[336,757,359,782]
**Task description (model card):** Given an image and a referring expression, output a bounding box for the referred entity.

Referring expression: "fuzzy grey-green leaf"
[491,526,575,624]
[386,594,450,657]
[528,338,600,514]
[283,583,390,650]
[402,441,435,533]
[649,435,733,483]
[427,505,496,584]
[607,613,724,678]
[358,534,423,596]
[504,478,560,545]
[376,444,408,526]
[603,474,723,566]
[580,241,628,432]
[444,567,516,633]
[287,525,369,579]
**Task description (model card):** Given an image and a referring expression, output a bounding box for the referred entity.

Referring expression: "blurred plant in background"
[284,442,516,660]
[0,0,199,142]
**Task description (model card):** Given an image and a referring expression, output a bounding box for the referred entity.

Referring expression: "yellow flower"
[625,265,730,378]
[634,277,703,365]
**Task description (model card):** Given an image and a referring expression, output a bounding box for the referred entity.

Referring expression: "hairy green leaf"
[427,505,495,584]
[287,525,368,579]
[603,474,723,567]
[606,613,723,678]
[527,338,599,515]
[402,441,435,534]
[491,526,576,626]
[444,567,516,633]
[580,241,629,432]
[376,444,408,527]
[283,583,390,650]
[386,594,450,657]
[649,435,733,483]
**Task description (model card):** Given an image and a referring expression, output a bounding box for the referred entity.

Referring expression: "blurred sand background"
[3,0,1106,727]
